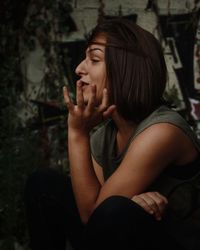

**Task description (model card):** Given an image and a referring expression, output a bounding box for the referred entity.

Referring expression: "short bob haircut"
[87,18,167,123]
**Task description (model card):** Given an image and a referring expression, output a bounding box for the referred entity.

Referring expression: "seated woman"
[25,18,200,250]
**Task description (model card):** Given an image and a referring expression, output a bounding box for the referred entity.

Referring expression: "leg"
[24,168,84,250]
[83,196,183,250]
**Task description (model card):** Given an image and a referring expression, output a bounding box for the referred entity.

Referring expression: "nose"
[75,59,87,76]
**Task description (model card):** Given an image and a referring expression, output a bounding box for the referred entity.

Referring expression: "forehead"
[87,35,107,52]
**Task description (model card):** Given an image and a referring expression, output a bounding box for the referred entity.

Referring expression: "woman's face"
[75,35,107,105]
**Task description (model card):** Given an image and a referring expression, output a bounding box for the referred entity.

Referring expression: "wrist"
[68,127,90,139]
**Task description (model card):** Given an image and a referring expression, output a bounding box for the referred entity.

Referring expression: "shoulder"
[133,122,186,146]
[131,123,181,152]
[129,122,199,166]
[132,105,200,151]
[139,105,190,128]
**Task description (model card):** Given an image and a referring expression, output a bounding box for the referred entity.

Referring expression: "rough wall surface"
[20,0,200,121]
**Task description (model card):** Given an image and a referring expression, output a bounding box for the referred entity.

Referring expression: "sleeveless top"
[90,105,200,250]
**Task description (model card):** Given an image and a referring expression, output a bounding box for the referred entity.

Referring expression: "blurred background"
[1,0,200,249]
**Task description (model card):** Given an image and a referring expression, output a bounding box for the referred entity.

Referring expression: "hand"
[132,192,168,221]
[63,82,116,133]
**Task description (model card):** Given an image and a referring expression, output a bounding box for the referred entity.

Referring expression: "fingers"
[140,193,162,220]
[147,192,168,217]
[65,83,114,125]
[63,86,74,111]
[98,88,109,112]
[76,81,85,108]
[86,84,96,114]
[132,192,168,221]
[132,195,155,216]
[98,88,116,119]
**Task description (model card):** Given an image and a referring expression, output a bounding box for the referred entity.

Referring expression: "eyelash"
[91,59,100,63]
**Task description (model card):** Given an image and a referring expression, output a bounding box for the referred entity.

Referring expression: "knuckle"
[148,200,154,206]
[100,105,107,111]
[84,110,91,118]
[132,195,138,202]
[138,193,144,198]
[132,195,141,204]
[158,199,165,206]
[146,192,152,195]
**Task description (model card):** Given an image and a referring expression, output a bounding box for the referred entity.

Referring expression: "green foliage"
[0,84,46,249]
[0,0,74,249]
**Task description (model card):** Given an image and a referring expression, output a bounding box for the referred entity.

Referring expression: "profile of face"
[75,35,107,105]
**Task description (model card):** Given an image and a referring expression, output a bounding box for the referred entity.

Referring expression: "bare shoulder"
[101,122,198,199]
[129,122,198,165]
[135,122,187,141]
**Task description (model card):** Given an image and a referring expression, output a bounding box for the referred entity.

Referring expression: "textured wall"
[66,0,199,110]
[19,0,200,121]
[67,0,196,40]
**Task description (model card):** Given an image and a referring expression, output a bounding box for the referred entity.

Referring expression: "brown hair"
[87,18,167,122]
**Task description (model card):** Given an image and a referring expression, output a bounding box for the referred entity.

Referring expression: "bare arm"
[64,82,115,223]
[92,157,169,221]
[68,130,100,223]
[93,123,181,206]
[92,157,104,185]
[64,84,197,224]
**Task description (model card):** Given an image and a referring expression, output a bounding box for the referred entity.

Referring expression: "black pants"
[24,168,183,250]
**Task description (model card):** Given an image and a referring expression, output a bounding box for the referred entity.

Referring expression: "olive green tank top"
[90,105,200,180]
[90,105,200,250]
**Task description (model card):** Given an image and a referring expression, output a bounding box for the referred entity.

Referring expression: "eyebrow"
[88,41,147,58]
[88,48,104,53]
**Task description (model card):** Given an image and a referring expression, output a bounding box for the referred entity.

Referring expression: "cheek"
[96,80,107,103]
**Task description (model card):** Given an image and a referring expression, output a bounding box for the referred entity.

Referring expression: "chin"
[82,92,101,106]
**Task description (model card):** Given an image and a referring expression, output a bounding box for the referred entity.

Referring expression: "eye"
[91,58,100,64]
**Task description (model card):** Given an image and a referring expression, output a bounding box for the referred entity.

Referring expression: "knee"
[85,195,156,236]
[83,196,145,250]
[86,195,143,230]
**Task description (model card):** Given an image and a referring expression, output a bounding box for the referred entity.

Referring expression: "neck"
[112,111,137,154]
[112,110,137,134]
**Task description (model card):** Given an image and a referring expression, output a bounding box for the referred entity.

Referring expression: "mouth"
[79,79,90,86]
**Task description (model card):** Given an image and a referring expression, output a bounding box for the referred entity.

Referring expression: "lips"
[80,80,89,86]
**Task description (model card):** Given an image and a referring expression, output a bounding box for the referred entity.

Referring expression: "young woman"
[25,18,200,250]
